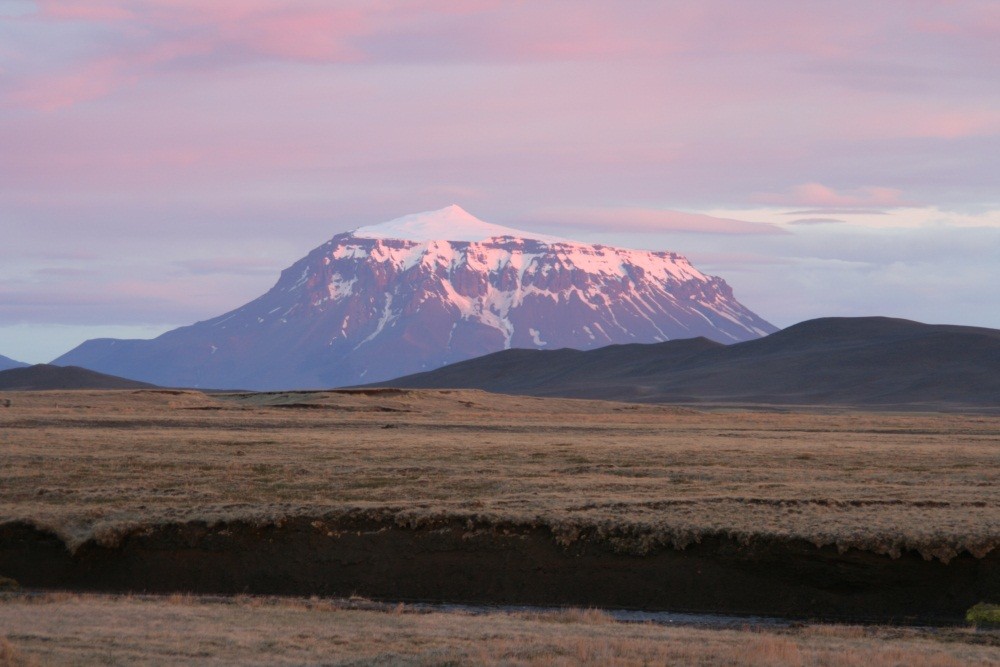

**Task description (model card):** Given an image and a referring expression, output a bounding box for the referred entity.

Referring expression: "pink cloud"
[37,2,135,21]
[527,207,787,236]
[9,0,372,109]
[906,111,1000,140]
[754,183,911,209]
[6,57,129,111]
[10,0,1000,112]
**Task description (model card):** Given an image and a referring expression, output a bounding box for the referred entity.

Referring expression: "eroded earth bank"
[2,514,999,622]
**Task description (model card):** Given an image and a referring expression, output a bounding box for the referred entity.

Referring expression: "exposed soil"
[2,515,997,624]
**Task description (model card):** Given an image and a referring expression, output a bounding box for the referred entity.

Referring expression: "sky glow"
[2,0,999,362]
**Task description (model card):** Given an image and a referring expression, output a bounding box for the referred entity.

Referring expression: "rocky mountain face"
[54,205,776,389]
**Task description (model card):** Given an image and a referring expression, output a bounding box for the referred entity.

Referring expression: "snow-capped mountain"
[54,205,777,389]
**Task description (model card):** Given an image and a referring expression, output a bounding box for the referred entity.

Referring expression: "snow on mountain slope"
[54,206,777,390]
[353,204,571,243]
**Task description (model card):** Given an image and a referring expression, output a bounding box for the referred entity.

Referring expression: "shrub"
[966,602,1000,628]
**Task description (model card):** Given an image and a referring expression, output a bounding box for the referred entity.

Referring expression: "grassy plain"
[1,592,998,666]
[0,388,998,559]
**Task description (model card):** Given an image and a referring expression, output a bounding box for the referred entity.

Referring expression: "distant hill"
[0,354,28,372]
[371,317,1000,410]
[0,365,158,391]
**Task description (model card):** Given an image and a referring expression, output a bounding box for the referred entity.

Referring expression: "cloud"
[753,183,911,208]
[0,1,34,18]
[787,217,845,226]
[783,209,890,217]
[666,223,1000,330]
[711,205,1000,231]
[31,267,101,278]
[5,1,370,109]
[6,56,135,111]
[684,252,796,268]
[10,0,1000,110]
[524,207,788,236]
[175,257,283,276]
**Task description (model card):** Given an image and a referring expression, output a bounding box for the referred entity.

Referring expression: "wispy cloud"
[525,207,788,236]
[782,209,890,217]
[9,0,1000,110]
[175,257,282,276]
[787,217,845,226]
[753,183,911,209]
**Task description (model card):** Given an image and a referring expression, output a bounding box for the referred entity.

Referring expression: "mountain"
[0,365,158,391]
[371,317,1000,410]
[53,205,776,390]
[0,354,28,371]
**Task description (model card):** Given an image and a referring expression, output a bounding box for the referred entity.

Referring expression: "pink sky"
[1,0,999,361]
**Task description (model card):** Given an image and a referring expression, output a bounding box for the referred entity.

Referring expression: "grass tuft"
[966,602,1000,628]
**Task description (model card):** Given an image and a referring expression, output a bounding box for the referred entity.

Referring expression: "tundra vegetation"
[1,389,997,559]
[0,389,998,664]
[0,592,998,666]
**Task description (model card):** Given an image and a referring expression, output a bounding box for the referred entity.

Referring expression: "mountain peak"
[53,207,777,390]
[351,205,569,243]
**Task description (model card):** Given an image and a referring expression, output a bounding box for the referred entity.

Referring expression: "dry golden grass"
[0,592,996,666]
[0,637,36,667]
[0,389,998,559]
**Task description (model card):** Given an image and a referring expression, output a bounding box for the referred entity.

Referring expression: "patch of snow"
[304,219,766,348]
[327,275,357,301]
[528,327,547,346]
[211,312,238,327]
[354,294,396,349]
[291,266,310,289]
[352,205,571,244]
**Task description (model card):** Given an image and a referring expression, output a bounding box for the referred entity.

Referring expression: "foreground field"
[1,592,998,666]
[1,389,997,557]
[0,389,998,619]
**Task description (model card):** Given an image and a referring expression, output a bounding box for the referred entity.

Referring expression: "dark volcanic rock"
[52,206,775,390]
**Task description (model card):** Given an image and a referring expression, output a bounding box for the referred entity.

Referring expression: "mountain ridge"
[0,364,158,391]
[368,316,1000,410]
[0,354,28,372]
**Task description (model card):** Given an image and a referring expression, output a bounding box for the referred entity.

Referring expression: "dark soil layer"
[1,516,997,623]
